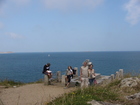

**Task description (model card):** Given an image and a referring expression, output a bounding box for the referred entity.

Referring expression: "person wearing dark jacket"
[42,63,52,79]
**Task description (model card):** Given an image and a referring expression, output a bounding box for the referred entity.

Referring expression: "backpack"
[72,69,76,75]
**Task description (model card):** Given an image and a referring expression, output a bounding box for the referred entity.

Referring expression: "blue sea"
[0,51,140,83]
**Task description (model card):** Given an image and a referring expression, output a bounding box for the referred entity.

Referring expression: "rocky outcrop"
[120,77,140,102]
[120,77,140,88]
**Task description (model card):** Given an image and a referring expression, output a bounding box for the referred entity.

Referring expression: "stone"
[57,71,61,82]
[44,75,49,85]
[87,100,122,105]
[126,92,140,100]
[120,77,140,88]
[119,69,123,79]
[87,100,102,105]
[61,75,66,85]
[110,74,115,81]
[115,71,119,80]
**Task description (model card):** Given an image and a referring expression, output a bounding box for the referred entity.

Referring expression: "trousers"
[81,77,89,88]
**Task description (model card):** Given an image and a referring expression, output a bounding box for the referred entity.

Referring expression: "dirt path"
[0,83,75,105]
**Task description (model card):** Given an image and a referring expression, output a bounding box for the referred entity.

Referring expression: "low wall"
[43,67,78,85]
[100,69,124,85]
[44,68,124,86]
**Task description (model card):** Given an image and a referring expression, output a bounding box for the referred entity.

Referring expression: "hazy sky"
[0,0,140,52]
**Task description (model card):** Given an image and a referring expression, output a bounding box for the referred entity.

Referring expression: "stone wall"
[100,69,124,85]
[44,68,124,86]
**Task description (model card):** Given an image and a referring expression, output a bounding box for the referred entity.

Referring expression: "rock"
[87,100,121,105]
[87,100,102,105]
[126,92,140,100]
[120,77,140,88]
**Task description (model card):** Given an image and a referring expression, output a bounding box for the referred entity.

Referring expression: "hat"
[88,62,92,65]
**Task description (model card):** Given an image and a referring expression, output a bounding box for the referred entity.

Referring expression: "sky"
[0,0,140,52]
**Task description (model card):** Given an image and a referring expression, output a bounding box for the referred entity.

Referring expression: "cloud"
[5,32,24,39]
[42,0,104,11]
[124,0,140,25]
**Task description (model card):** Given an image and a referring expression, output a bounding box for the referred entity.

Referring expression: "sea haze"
[0,51,140,83]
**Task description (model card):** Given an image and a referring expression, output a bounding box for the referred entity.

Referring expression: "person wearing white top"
[80,61,89,88]
[88,64,96,86]
[65,66,73,88]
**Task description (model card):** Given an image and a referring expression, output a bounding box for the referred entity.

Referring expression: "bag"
[47,70,52,73]
[94,79,97,84]
[72,69,76,75]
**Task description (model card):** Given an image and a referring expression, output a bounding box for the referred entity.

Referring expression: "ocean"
[0,51,140,83]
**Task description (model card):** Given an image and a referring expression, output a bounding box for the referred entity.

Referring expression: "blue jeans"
[89,78,95,86]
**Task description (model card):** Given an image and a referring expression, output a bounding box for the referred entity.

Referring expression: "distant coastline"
[0,51,140,54]
[0,52,13,54]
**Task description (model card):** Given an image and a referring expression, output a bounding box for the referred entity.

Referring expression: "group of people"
[42,60,97,88]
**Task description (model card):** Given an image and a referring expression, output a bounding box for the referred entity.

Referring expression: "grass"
[0,79,24,87]
[47,73,140,105]
[47,82,121,105]
[124,71,140,78]
[0,78,44,88]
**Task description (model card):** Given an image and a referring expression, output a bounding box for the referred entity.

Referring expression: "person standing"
[88,64,96,86]
[80,61,89,88]
[65,66,73,88]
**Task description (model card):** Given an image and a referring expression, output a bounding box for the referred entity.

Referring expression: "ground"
[0,83,75,105]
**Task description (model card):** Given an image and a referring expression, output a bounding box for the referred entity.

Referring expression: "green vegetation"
[47,82,121,105]
[0,79,24,87]
[0,79,44,87]
[124,71,140,78]
[47,73,140,105]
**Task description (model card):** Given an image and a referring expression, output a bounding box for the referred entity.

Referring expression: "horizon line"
[1,51,140,54]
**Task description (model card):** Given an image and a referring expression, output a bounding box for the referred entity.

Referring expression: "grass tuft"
[0,79,24,87]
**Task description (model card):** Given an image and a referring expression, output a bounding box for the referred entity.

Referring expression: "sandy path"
[0,83,75,105]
